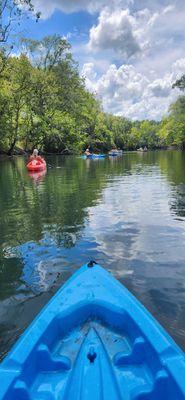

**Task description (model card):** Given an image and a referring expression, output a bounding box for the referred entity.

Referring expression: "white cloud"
[81,63,98,92]
[30,0,185,120]
[32,0,185,19]
[89,9,140,58]
[172,59,185,78]
[32,0,130,19]
[87,3,184,62]
[82,59,184,120]
[82,1,185,120]
[81,62,97,80]
[32,0,101,18]
[147,79,171,98]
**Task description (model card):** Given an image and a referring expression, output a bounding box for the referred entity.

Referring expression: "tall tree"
[0,0,40,43]
[21,35,71,70]
[172,76,185,91]
[167,96,185,148]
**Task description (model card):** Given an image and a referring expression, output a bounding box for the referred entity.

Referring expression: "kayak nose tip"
[87,260,97,268]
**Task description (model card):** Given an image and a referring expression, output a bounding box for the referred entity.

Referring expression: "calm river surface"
[0,151,185,358]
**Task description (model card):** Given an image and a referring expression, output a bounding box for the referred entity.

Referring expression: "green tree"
[167,96,185,148]
[109,116,132,149]
[0,54,33,154]
[21,36,71,70]
[0,0,40,43]
[172,75,185,91]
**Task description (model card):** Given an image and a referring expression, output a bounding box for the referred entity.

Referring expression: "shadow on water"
[0,151,185,359]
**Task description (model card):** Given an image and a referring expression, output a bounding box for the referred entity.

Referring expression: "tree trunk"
[7,102,20,156]
[7,137,17,156]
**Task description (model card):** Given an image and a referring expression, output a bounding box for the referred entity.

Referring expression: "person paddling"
[29,149,43,162]
[27,149,46,172]
[84,146,92,156]
[109,146,118,155]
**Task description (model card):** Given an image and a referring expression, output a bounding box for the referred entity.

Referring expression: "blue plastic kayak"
[83,154,106,159]
[109,152,119,156]
[0,262,185,400]
[109,151,123,156]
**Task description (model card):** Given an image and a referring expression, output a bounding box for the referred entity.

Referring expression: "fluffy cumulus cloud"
[88,4,185,58]
[81,63,98,92]
[30,0,185,119]
[82,1,185,120]
[89,9,140,58]
[32,0,101,18]
[32,0,185,18]
[82,59,185,120]
[32,0,130,18]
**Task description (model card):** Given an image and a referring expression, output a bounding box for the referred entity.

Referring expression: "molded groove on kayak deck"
[1,321,171,400]
[0,264,185,400]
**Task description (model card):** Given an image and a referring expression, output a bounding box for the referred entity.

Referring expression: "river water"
[0,151,185,358]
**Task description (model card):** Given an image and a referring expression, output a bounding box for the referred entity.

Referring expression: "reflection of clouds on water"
[83,169,185,334]
[3,234,77,295]
[86,172,185,268]
[1,152,185,357]
[2,230,101,299]
[84,170,185,348]
[17,240,69,294]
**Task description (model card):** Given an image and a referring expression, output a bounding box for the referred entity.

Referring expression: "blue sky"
[20,10,96,44]
[19,0,185,120]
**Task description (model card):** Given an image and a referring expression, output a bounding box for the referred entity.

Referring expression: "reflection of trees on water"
[0,153,159,250]
[157,151,185,219]
[0,156,106,249]
[170,184,185,218]
[0,255,23,301]
[1,152,185,281]
[0,153,150,300]
[157,150,185,186]
[1,152,185,357]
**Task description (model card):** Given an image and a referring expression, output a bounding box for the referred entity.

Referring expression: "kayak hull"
[0,263,185,400]
[109,151,123,156]
[83,154,106,159]
[27,159,46,172]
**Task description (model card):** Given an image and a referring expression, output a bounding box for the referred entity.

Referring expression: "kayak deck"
[0,264,185,399]
[27,159,46,172]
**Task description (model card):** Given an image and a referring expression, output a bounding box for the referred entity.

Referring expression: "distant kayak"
[27,158,46,172]
[109,152,119,156]
[0,262,185,399]
[109,150,123,156]
[83,154,106,159]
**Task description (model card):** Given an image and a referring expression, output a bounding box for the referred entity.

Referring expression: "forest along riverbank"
[0,151,185,360]
[0,36,185,156]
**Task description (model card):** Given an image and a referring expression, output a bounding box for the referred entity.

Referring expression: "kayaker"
[29,149,43,162]
[109,146,118,155]
[84,146,92,156]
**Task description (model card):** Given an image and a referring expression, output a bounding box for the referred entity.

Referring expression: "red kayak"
[27,158,46,172]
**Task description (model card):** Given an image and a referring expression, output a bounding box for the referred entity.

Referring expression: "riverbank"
[0,145,181,157]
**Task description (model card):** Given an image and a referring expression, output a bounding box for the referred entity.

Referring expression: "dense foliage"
[0,35,185,154]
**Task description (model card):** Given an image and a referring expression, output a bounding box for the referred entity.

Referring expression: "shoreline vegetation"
[0,146,182,158]
[1,35,185,156]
